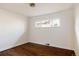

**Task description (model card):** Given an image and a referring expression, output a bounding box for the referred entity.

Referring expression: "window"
[52,18,60,27]
[35,18,60,28]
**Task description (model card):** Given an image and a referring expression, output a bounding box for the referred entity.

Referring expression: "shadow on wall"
[14,30,28,46]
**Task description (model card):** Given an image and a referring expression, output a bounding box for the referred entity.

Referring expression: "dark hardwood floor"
[0,42,75,56]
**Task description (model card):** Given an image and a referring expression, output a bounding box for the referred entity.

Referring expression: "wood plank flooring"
[0,42,75,56]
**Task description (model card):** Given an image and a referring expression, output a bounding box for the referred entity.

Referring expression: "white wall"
[74,4,79,55]
[0,9,28,51]
[28,8,75,50]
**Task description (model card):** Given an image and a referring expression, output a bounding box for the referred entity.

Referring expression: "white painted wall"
[0,9,28,51]
[28,8,75,50]
[74,4,79,55]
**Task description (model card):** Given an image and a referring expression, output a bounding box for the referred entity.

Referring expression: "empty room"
[0,3,79,56]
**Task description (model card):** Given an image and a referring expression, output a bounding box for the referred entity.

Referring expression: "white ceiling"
[0,3,73,16]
